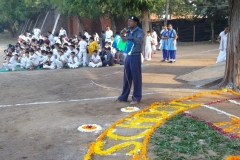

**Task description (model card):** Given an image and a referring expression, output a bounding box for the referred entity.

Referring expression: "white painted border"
[202,105,239,118]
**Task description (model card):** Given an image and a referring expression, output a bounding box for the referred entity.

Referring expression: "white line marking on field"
[0,91,166,108]
[202,105,239,118]
[228,100,240,106]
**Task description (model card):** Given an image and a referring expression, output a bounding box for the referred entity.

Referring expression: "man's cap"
[129,16,139,24]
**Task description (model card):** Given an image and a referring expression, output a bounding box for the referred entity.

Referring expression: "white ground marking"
[228,100,240,106]
[0,91,170,108]
[202,105,240,118]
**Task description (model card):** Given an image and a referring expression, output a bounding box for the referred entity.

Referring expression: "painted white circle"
[121,107,140,113]
[78,124,102,132]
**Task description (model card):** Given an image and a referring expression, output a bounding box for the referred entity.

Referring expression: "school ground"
[0,36,240,159]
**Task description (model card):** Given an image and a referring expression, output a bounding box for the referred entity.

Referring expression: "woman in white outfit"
[151,28,158,54]
[216,26,229,63]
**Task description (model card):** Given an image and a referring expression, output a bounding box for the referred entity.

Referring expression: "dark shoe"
[168,61,173,63]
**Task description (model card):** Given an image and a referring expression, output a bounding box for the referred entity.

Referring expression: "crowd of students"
[2,26,126,71]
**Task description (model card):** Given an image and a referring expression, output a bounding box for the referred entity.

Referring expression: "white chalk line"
[0,91,167,108]
[202,105,239,118]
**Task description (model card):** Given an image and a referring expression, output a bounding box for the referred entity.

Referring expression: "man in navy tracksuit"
[116,16,144,105]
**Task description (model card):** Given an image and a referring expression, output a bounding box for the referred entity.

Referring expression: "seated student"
[43,51,56,69]
[3,54,18,71]
[67,52,80,69]
[21,51,31,69]
[99,46,107,62]
[29,49,40,70]
[114,50,125,65]
[39,50,48,68]
[55,50,67,69]
[89,50,102,68]
[102,47,114,67]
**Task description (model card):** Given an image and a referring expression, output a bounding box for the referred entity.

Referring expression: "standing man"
[167,24,177,63]
[33,26,41,39]
[59,27,67,37]
[115,16,144,105]
[216,26,229,63]
[105,26,113,43]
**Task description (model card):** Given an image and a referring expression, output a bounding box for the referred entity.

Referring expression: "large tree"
[220,0,240,90]
[0,0,46,37]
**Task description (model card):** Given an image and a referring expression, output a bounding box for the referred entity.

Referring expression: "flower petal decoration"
[78,124,102,133]
[121,107,140,113]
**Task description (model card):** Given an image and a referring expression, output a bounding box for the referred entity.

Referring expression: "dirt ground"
[0,36,238,160]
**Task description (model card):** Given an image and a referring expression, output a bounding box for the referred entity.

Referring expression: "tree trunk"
[219,0,240,90]
[110,15,117,35]
[211,21,214,44]
[78,17,85,35]
[141,7,149,56]
[164,0,170,26]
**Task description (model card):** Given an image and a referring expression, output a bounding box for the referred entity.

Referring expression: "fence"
[152,19,228,43]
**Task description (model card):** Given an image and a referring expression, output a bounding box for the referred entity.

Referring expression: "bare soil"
[0,37,238,160]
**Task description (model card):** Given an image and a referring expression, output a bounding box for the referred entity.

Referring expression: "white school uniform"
[49,34,55,46]
[21,56,31,69]
[59,29,67,37]
[43,56,56,69]
[30,53,40,67]
[33,28,41,39]
[67,56,79,68]
[151,31,158,52]
[78,40,88,66]
[55,55,67,68]
[105,30,113,42]
[216,31,228,63]
[145,36,152,60]
[3,57,18,71]
[53,48,60,59]
[159,29,164,49]
[89,54,102,68]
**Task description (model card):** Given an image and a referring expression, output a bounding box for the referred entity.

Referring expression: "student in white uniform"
[105,26,113,42]
[145,31,153,61]
[216,26,229,63]
[89,50,102,68]
[39,50,48,67]
[33,27,41,39]
[43,51,56,69]
[3,54,18,71]
[55,50,67,69]
[47,31,55,46]
[67,52,80,69]
[21,51,31,69]
[151,28,158,54]
[59,27,67,37]
[78,35,88,66]
[29,49,40,69]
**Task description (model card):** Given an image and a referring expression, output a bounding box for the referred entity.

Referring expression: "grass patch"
[150,114,240,160]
